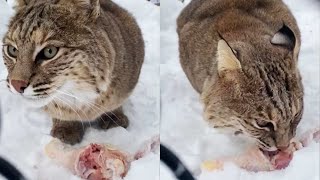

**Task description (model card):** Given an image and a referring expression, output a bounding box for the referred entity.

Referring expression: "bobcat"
[2,0,144,144]
[177,0,303,154]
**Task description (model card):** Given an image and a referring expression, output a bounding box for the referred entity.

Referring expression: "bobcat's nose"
[10,80,28,93]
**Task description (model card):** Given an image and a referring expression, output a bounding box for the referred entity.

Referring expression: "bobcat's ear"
[60,0,100,20]
[76,0,100,19]
[271,24,296,50]
[14,0,31,9]
[216,40,242,77]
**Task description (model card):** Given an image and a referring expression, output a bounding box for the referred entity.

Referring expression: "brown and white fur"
[2,0,144,144]
[177,0,303,152]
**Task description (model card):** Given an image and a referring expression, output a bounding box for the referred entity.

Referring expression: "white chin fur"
[20,96,54,108]
[7,84,52,108]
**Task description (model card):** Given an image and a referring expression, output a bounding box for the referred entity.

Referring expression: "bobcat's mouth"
[23,93,53,102]
[24,94,50,99]
[260,148,279,159]
[21,94,55,108]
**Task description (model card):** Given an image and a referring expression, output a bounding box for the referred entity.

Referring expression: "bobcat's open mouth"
[260,149,279,159]
[260,148,280,158]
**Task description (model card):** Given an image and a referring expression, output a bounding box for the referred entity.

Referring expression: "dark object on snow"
[0,105,27,180]
[0,157,26,180]
[160,144,195,180]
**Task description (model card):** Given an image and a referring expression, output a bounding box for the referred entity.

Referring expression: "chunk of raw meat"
[45,135,159,180]
[201,128,319,172]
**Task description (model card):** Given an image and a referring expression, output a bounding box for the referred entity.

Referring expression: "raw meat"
[45,135,159,180]
[201,128,319,172]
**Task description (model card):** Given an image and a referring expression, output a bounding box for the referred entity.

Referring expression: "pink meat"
[45,135,160,180]
[202,128,320,172]
[75,144,130,180]
[272,151,293,170]
[300,128,320,147]
[134,135,160,160]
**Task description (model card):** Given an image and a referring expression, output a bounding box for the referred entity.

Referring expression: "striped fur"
[178,0,303,151]
[2,0,144,144]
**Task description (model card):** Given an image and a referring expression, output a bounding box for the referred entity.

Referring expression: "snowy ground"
[0,0,159,180]
[160,0,320,180]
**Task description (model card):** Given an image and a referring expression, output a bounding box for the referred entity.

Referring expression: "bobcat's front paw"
[96,109,129,130]
[51,119,86,145]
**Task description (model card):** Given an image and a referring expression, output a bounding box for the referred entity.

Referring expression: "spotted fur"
[177,0,303,151]
[2,0,144,144]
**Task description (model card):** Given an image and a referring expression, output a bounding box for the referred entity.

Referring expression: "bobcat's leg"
[96,107,129,130]
[50,119,86,145]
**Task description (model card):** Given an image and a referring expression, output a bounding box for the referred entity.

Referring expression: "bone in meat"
[45,135,160,180]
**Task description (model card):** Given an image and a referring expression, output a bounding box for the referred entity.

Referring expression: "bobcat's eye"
[291,110,302,129]
[37,46,59,62]
[7,45,18,58]
[43,46,58,59]
[258,121,275,131]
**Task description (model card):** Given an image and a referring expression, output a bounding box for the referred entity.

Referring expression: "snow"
[160,0,320,180]
[0,1,159,180]
[0,0,319,179]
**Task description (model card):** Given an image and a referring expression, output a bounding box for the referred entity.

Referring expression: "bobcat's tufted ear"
[57,0,100,21]
[271,24,296,50]
[216,40,242,77]
[14,0,31,9]
[72,0,100,19]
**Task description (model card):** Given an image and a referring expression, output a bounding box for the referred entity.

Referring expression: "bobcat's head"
[2,0,110,108]
[202,25,303,152]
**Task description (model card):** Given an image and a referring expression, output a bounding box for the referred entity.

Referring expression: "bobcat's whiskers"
[53,89,124,130]
[51,95,86,133]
